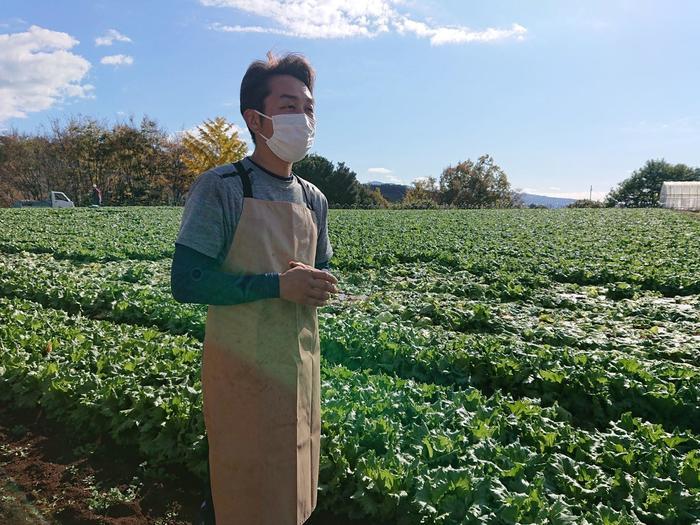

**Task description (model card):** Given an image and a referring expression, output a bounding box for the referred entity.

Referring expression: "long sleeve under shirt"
[171,157,333,306]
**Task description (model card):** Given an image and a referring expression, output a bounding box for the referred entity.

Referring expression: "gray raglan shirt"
[176,156,333,267]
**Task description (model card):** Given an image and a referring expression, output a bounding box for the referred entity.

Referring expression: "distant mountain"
[519,193,576,208]
[364,182,409,202]
[363,183,577,208]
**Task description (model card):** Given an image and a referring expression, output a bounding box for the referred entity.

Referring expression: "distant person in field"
[92,184,102,206]
[170,52,337,525]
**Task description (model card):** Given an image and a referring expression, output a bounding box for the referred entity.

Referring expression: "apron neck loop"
[295,174,314,211]
[233,161,254,199]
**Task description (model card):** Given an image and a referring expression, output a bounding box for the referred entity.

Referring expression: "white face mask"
[255,110,315,163]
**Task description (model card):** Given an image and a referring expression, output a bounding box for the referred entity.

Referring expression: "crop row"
[4,253,698,365]
[0,207,180,262]
[1,298,698,523]
[1,208,699,295]
[330,209,700,295]
[0,252,206,338]
[2,252,698,436]
[320,306,700,435]
[371,288,699,366]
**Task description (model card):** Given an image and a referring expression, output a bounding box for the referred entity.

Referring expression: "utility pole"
[589,185,593,201]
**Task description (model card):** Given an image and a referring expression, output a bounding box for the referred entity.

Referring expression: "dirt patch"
[0,405,196,524]
[677,210,700,220]
[0,406,373,524]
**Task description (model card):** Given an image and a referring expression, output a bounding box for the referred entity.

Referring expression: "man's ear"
[243,108,261,135]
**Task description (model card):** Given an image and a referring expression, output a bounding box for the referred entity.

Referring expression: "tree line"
[0,115,521,209]
[1,115,697,208]
[1,116,189,207]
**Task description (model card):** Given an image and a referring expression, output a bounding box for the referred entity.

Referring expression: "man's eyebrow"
[280,93,314,105]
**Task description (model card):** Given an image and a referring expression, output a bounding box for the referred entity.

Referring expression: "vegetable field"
[0,207,699,524]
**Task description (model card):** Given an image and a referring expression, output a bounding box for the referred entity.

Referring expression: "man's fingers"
[302,295,326,307]
[289,261,338,282]
[310,280,337,293]
[310,269,338,284]
[306,289,330,301]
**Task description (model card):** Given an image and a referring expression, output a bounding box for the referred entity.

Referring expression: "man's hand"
[279,261,339,307]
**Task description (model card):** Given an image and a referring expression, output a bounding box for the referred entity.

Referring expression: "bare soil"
[0,406,372,525]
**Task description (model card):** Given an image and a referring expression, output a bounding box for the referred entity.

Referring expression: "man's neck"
[250,148,292,178]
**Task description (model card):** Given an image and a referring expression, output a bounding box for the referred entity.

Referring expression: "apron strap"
[225,161,311,210]
[231,160,253,198]
[294,174,314,211]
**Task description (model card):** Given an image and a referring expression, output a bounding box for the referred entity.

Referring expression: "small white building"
[659,181,700,211]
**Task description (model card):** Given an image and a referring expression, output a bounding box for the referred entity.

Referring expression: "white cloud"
[203,0,527,45]
[95,29,132,46]
[171,126,199,141]
[0,18,28,30]
[229,122,252,146]
[394,17,526,45]
[522,187,607,201]
[100,54,134,66]
[366,167,401,183]
[0,25,93,122]
[622,116,700,136]
[210,22,296,36]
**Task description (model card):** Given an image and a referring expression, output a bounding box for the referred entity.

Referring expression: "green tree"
[439,155,521,208]
[294,154,363,206]
[181,117,247,175]
[606,159,700,207]
[328,162,362,205]
[567,199,604,208]
[293,153,334,190]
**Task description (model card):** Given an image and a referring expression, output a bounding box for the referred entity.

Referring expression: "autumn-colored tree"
[51,116,110,206]
[0,132,54,203]
[106,117,171,205]
[0,115,188,206]
[402,176,439,208]
[181,117,247,175]
[161,138,191,205]
[439,155,521,208]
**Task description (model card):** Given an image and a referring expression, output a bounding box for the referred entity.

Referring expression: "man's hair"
[240,52,315,145]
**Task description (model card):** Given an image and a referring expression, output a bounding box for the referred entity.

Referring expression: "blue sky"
[2,1,699,199]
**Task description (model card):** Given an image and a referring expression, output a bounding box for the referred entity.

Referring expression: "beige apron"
[202,162,320,525]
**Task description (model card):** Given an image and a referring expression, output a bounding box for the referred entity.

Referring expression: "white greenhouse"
[659,181,700,211]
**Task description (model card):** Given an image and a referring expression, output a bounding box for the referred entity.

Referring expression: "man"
[171,52,338,525]
[92,184,102,206]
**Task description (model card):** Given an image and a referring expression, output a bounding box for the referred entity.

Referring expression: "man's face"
[250,74,314,140]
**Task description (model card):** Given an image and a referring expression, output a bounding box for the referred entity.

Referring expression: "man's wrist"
[266,272,281,298]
